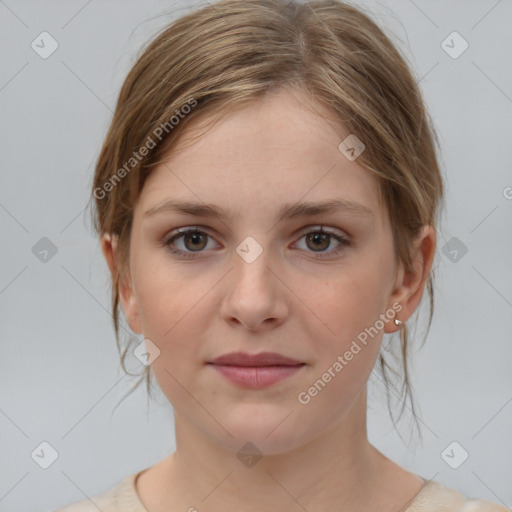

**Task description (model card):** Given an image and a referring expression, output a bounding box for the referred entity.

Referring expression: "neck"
[151,388,387,512]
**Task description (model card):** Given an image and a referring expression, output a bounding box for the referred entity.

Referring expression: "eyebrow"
[143,198,374,222]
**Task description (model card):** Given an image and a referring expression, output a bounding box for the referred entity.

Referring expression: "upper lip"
[208,351,304,367]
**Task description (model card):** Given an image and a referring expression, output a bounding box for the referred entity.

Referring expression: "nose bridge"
[235,234,266,266]
[232,233,273,291]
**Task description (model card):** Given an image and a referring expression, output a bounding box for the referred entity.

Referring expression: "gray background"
[1,1,511,511]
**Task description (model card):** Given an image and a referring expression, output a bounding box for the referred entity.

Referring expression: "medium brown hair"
[88,0,444,440]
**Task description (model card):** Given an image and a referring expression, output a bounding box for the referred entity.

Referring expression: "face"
[108,88,423,455]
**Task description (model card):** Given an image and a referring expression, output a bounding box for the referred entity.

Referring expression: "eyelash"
[160,225,351,260]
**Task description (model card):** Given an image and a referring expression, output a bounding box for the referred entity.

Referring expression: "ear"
[384,225,436,333]
[100,233,142,334]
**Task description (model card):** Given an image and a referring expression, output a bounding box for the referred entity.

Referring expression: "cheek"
[292,267,388,396]
[132,265,220,373]
[132,249,213,335]
[296,265,389,340]
[138,286,208,409]
[295,280,385,416]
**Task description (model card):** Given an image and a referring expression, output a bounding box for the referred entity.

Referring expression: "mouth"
[206,351,306,389]
[207,364,305,389]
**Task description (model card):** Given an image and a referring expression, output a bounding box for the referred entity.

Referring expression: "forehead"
[168,88,352,162]
[137,88,386,228]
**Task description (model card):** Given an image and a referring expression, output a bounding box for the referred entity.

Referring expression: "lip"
[208,351,303,366]
[206,352,305,389]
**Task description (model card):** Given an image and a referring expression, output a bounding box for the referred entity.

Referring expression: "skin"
[101,87,436,512]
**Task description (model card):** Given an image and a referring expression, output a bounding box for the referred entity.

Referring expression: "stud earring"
[394,318,403,328]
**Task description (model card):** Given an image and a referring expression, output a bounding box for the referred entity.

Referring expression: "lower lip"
[208,364,305,389]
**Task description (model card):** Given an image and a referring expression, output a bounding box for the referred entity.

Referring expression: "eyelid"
[295,224,349,240]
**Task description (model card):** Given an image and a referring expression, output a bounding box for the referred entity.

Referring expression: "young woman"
[55,1,508,511]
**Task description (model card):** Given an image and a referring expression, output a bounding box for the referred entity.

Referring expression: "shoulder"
[457,499,511,512]
[406,479,510,512]
[52,472,145,512]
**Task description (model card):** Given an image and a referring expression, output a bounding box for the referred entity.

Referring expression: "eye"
[161,225,351,259]
[293,225,351,259]
[162,227,218,259]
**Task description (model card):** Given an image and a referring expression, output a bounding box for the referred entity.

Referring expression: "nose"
[219,240,289,333]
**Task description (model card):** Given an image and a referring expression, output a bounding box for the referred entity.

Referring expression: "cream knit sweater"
[54,471,510,512]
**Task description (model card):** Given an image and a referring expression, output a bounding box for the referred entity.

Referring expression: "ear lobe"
[385,225,436,332]
[100,233,142,334]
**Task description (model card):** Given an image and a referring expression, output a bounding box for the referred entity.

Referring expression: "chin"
[212,412,307,457]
